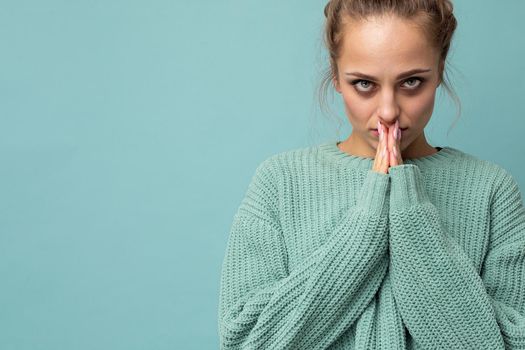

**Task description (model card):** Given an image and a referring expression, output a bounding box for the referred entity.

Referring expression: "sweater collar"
[319,140,463,170]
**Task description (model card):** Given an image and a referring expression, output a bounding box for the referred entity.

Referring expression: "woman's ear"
[333,76,341,94]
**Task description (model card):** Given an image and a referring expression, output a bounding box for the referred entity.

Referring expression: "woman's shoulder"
[444,147,521,195]
[253,144,323,177]
[239,145,321,219]
[448,147,514,177]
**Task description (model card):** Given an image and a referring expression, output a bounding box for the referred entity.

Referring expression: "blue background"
[1,1,524,349]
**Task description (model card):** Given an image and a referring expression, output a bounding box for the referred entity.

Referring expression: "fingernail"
[394,121,399,140]
[393,145,397,157]
[382,145,387,158]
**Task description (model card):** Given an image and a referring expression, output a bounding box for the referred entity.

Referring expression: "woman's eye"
[350,77,424,93]
[351,80,374,92]
[402,77,424,89]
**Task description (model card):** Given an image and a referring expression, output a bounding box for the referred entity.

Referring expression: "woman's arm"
[387,164,525,349]
[218,159,390,349]
[481,168,525,349]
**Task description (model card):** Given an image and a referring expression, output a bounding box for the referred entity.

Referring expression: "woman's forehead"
[338,16,438,69]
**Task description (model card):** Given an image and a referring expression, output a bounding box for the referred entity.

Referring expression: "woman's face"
[333,14,444,158]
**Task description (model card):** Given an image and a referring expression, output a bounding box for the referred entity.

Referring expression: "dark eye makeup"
[349,77,426,93]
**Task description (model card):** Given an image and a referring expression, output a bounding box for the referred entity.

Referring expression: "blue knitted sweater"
[218,141,525,349]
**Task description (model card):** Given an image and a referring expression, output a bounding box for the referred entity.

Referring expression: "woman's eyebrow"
[345,68,432,80]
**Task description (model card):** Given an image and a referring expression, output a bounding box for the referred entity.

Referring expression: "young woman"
[218,1,525,349]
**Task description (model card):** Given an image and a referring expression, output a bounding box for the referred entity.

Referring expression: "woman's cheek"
[343,94,371,125]
[410,90,437,126]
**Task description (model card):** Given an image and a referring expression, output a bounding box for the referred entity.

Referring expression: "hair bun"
[324,2,330,18]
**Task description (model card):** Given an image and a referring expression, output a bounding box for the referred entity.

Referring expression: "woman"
[218,1,525,349]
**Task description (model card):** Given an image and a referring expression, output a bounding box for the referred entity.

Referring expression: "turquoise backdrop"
[1,1,524,349]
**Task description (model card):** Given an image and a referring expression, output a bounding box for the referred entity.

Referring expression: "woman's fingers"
[373,120,388,174]
[393,120,403,165]
[373,121,382,173]
[389,121,398,167]
[380,122,388,173]
[374,120,405,172]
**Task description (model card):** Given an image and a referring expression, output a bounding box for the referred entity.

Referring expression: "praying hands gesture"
[372,120,404,174]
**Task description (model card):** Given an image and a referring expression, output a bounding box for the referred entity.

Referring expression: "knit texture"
[218,141,525,349]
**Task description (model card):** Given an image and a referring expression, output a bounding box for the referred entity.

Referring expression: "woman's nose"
[377,94,400,124]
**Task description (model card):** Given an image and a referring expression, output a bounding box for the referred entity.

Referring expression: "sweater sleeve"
[387,164,525,349]
[480,168,525,349]
[218,160,391,350]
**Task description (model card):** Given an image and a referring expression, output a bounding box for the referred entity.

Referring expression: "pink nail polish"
[394,122,399,140]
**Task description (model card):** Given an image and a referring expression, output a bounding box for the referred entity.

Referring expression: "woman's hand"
[373,120,403,174]
[387,120,403,168]
[372,120,391,174]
